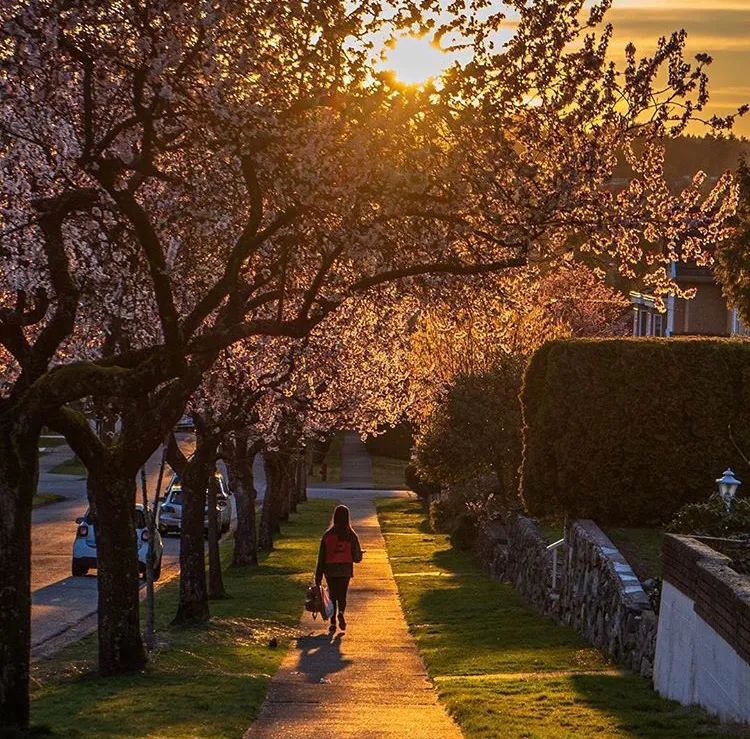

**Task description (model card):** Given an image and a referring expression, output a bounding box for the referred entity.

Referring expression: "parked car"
[72,504,163,579]
[158,471,231,536]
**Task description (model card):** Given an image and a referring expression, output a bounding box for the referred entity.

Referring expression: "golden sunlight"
[383,36,451,85]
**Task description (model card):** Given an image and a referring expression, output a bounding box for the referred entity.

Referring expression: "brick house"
[631,263,746,338]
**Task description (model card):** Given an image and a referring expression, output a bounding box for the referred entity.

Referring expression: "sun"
[383,36,451,86]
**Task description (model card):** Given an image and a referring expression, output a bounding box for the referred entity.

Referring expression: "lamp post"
[716,468,741,511]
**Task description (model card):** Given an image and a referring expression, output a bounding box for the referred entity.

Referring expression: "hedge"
[521,338,750,526]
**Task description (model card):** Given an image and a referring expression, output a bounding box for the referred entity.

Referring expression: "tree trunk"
[290,453,307,508]
[231,447,258,567]
[298,454,305,503]
[288,456,299,515]
[258,454,278,551]
[87,462,146,675]
[207,473,227,600]
[172,439,214,625]
[0,420,38,730]
[279,457,292,521]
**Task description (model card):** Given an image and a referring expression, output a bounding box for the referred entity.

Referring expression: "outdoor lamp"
[716,468,741,511]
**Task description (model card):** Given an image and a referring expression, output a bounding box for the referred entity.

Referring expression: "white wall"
[654,581,750,725]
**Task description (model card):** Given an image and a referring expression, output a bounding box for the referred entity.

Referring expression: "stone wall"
[476,516,657,677]
[560,521,657,676]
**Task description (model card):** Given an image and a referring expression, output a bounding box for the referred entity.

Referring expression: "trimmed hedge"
[521,338,750,526]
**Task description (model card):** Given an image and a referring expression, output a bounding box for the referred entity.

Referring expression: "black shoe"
[328,619,336,633]
[338,613,346,631]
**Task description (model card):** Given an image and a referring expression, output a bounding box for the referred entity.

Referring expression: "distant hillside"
[613,135,749,183]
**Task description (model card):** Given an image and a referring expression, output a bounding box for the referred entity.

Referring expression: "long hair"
[331,504,353,539]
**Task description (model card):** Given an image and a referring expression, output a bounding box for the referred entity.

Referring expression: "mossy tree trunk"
[228,435,261,567]
[167,421,219,624]
[207,472,227,600]
[0,418,40,730]
[87,459,146,675]
[53,388,197,670]
[258,453,281,551]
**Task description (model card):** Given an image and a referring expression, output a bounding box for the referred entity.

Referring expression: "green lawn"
[49,457,87,476]
[370,454,408,489]
[376,498,740,738]
[38,436,69,449]
[537,516,566,543]
[30,498,335,738]
[605,527,665,581]
[32,493,66,509]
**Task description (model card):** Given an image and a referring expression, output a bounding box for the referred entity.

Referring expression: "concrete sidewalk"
[339,432,374,489]
[245,490,461,738]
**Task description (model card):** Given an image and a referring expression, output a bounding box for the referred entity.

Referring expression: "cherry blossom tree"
[717,159,750,322]
[0,1,505,722]
[165,340,296,623]
[0,0,744,729]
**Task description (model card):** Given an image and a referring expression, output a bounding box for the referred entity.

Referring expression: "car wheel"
[158,524,166,536]
[72,560,88,577]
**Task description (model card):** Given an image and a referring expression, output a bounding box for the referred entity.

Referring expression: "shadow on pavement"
[295,632,352,683]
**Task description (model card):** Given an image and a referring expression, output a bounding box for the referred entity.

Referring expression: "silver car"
[71,504,164,579]
[158,472,231,536]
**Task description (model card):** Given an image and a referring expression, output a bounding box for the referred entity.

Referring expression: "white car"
[158,472,231,536]
[72,504,163,579]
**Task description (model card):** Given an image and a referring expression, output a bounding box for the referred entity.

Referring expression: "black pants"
[325,575,350,618]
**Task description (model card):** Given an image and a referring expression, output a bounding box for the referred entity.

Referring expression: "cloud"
[608,7,750,50]
[606,1,750,132]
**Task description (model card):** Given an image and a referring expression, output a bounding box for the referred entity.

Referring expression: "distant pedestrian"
[315,504,363,633]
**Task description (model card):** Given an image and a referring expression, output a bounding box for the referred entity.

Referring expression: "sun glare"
[383,36,450,86]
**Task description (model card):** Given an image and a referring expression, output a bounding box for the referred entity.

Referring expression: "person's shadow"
[295,632,351,683]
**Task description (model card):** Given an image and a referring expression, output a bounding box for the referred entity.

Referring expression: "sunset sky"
[610,0,750,135]
[384,1,750,136]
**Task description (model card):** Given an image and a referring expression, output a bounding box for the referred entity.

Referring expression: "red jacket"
[315,528,363,583]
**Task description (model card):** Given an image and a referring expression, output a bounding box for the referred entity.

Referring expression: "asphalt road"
[29,433,252,653]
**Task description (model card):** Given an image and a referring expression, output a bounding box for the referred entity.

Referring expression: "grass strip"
[48,457,87,476]
[605,527,665,581]
[376,497,740,738]
[30,497,335,738]
[38,437,69,449]
[32,493,66,509]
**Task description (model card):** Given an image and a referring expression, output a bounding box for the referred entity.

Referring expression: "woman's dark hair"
[331,504,353,538]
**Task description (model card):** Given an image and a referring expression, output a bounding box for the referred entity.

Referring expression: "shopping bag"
[320,585,334,621]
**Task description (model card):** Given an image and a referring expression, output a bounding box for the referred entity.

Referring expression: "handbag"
[305,583,334,620]
[305,583,322,618]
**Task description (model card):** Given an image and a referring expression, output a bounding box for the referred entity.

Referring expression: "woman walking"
[315,504,363,633]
